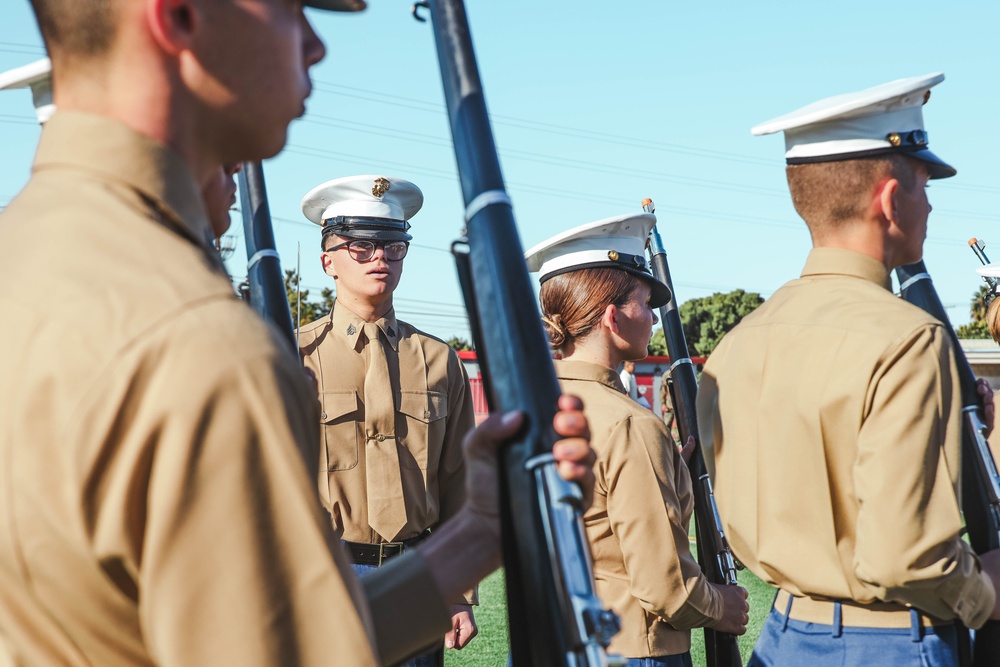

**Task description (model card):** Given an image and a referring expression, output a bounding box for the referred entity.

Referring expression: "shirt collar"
[33,111,217,255]
[553,359,627,394]
[800,247,892,291]
[331,302,400,352]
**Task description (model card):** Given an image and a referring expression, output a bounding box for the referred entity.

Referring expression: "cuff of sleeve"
[664,575,725,630]
[460,584,479,606]
[361,551,451,666]
[957,568,996,630]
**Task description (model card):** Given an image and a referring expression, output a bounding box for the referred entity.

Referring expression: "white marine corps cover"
[0,58,52,125]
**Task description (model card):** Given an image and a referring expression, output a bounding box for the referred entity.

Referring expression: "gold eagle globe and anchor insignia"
[371,177,391,198]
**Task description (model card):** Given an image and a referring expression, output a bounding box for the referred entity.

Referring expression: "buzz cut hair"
[30,0,120,60]
[786,154,918,235]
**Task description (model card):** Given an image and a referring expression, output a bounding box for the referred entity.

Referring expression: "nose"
[369,244,386,262]
[301,13,327,69]
[652,312,659,326]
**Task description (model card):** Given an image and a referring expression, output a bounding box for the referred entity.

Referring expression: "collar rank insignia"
[346,324,357,336]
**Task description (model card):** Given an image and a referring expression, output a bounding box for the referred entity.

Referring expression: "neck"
[561,335,623,371]
[51,51,215,184]
[336,293,393,323]
[812,219,901,270]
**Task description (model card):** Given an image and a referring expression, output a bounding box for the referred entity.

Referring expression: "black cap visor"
[322,216,412,242]
[304,0,366,11]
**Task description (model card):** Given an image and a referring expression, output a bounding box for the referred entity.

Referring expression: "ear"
[320,251,338,279]
[146,0,199,56]
[876,177,900,229]
[601,303,620,335]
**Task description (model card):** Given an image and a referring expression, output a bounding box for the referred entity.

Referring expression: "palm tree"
[971,284,992,323]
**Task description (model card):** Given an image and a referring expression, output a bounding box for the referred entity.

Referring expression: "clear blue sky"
[2,1,999,342]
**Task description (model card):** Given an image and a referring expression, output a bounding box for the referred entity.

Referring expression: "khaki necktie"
[362,322,406,541]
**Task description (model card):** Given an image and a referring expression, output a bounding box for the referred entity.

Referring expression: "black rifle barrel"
[239,161,296,350]
[646,215,743,667]
[969,239,997,293]
[896,261,1000,667]
[427,1,619,664]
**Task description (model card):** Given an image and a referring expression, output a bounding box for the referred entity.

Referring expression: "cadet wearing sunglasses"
[298,175,480,665]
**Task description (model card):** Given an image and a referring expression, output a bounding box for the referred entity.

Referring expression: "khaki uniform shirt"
[698,248,996,629]
[0,112,449,667]
[298,304,476,603]
[556,360,722,658]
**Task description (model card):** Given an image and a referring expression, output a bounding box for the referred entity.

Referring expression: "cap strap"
[539,249,649,279]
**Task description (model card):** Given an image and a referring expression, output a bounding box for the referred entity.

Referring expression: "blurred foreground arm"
[362,395,594,665]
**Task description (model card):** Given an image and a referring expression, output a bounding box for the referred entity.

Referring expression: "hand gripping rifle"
[896,261,1000,667]
[642,199,743,667]
[414,1,620,664]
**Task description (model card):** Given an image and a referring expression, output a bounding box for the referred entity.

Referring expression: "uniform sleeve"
[361,551,453,666]
[437,351,479,605]
[604,415,723,629]
[89,313,381,667]
[854,324,996,628]
[696,356,721,481]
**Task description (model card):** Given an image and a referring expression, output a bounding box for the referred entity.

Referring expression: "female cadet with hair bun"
[525,214,749,667]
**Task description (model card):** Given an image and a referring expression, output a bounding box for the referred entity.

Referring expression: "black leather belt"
[344,530,432,567]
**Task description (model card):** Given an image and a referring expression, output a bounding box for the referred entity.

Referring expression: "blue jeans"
[749,605,960,667]
[351,562,443,667]
[626,653,693,667]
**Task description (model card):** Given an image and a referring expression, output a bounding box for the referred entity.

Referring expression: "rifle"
[969,238,997,294]
[896,261,1000,667]
[642,198,743,667]
[415,1,621,664]
[238,161,296,351]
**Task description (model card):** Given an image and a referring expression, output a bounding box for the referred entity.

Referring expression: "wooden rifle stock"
[896,261,1000,667]
[644,205,743,667]
[423,1,620,664]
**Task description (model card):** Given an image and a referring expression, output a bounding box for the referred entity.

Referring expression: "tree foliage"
[956,284,994,339]
[971,284,992,323]
[285,270,335,327]
[957,319,991,340]
[648,289,764,357]
[445,336,473,351]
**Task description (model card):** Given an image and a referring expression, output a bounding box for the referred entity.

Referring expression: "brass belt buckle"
[377,542,387,567]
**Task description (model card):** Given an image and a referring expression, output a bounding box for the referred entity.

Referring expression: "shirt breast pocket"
[320,390,361,471]
[397,391,449,470]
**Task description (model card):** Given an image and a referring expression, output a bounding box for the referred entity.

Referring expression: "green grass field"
[445,563,773,666]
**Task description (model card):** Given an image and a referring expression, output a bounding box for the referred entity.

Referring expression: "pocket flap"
[320,391,360,424]
[398,391,448,423]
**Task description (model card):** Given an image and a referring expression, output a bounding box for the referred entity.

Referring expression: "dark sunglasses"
[325,239,410,262]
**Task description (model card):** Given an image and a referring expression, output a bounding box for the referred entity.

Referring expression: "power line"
[0,46,45,57]
[282,143,996,237]
[299,114,791,199]
[0,41,44,50]
[311,80,779,167]
[309,80,1000,195]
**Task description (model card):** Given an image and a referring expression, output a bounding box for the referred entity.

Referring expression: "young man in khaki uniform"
[698,74,1000,665]
[0,2,595,666]
[298,175,477,662]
